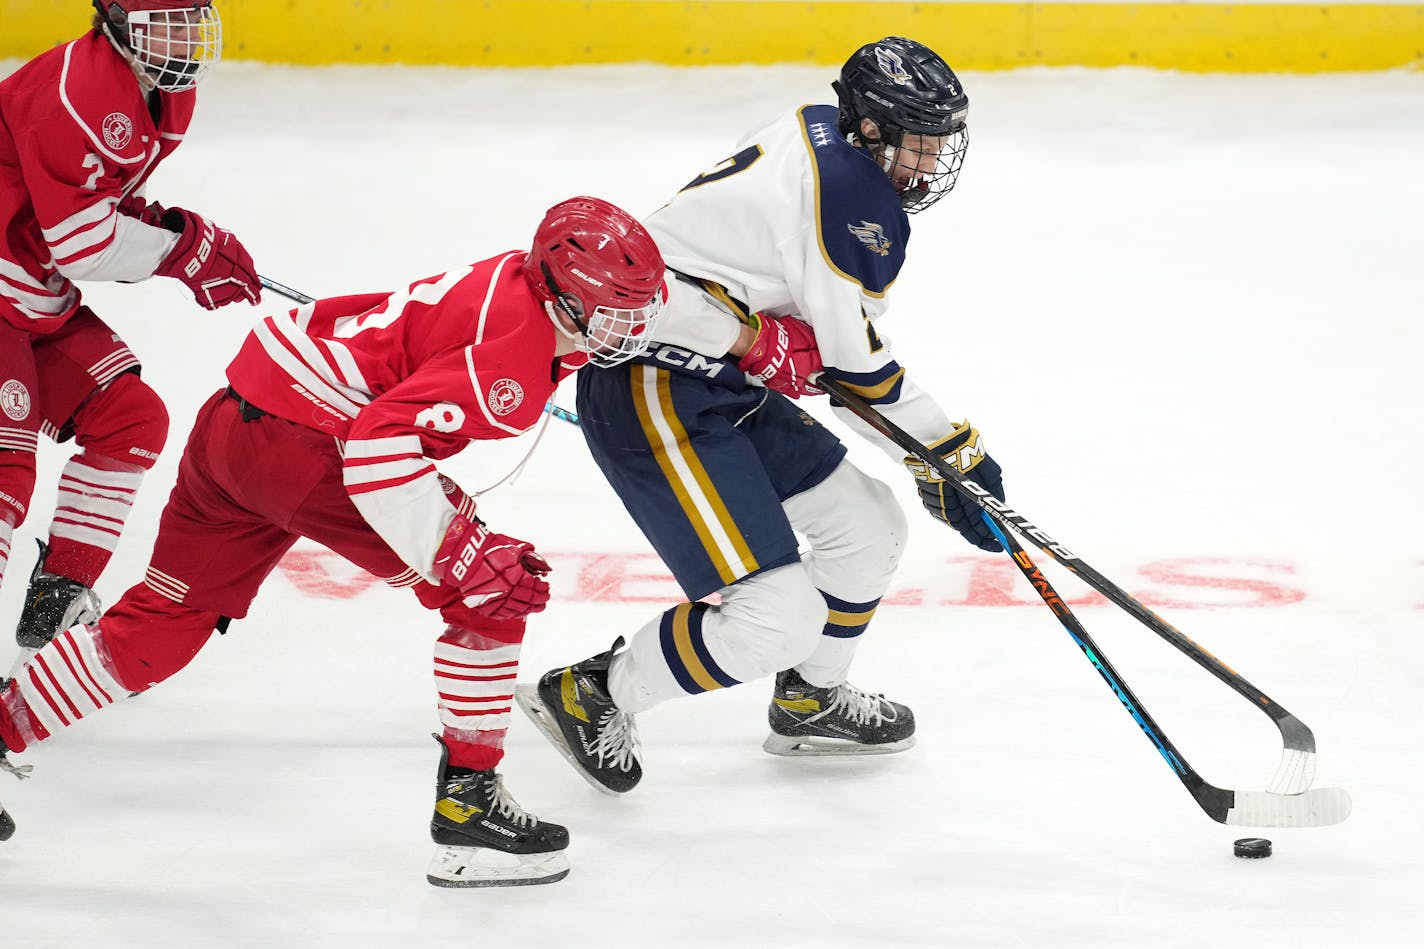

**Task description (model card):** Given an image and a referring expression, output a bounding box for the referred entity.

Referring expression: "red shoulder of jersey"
[46,34,164,167]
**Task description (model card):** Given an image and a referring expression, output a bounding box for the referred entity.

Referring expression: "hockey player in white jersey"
[518,37,1006,793]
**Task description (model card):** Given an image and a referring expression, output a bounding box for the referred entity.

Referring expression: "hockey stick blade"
[1225,787,1352,828]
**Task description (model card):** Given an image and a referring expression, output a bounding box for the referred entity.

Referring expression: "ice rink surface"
[2,59,1422,947]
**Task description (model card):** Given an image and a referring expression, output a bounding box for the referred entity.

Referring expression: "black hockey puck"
[1233,837,1272,859]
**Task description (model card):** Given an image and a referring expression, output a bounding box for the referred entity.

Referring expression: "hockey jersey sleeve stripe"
[630,364,759,585]
[50,222,117,269]
[821,365,905,404]
[53,214,176,283]
[342,461,436,495]
[0,255,48,292]
[254,317,368,418]
[316,338,370,392]
[344,434,423,460]
[40,196,118,248]
[0,269,72,318]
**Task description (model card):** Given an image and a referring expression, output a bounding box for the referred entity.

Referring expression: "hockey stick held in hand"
[257,274,581,426]
[817,376,1350,827]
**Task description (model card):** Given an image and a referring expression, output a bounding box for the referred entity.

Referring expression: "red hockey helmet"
[95,1,222,93]
[526,197,667,367]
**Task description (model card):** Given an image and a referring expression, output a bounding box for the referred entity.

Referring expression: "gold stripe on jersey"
[833,367,905,401]
[698,279,751,323]
[631,365,759,585]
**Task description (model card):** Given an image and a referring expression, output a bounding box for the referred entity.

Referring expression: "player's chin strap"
[256,274,583,427]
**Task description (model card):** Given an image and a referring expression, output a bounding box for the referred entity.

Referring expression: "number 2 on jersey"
[680,145,764,192]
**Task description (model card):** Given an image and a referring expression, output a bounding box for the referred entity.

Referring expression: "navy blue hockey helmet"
[833,37,969,212]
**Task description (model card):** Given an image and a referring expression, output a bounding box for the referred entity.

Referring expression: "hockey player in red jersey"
[0,195,666,884]
[0,1,260,671]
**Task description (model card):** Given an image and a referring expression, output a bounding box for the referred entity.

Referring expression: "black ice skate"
[763,668,916,756]
[14,541,101,654]
[514,638,643,794]
[426,738,569,887]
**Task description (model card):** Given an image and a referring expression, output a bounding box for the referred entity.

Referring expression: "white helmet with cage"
[95,1,222,93]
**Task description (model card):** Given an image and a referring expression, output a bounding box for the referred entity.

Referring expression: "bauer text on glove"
[432,514,551,619]
[736,312,824,398]
[154,208,260,310]
[904,421,1006,552]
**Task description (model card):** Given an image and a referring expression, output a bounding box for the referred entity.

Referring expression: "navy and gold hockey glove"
[904,421,1005,552]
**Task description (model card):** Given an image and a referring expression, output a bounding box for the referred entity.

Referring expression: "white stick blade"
[1225,787,1352,828]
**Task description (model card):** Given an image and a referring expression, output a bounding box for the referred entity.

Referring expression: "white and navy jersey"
[645,103,958,456]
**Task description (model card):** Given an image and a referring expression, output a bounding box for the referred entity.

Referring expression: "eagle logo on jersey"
[1,380,31,421]
[848,220,892,257]
[874,47,913,86]
[102,112,134,150]
[488,379,524,416]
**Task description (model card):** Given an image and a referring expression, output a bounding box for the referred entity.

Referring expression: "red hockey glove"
[432,515,551,620]
[737,313,824,398]
[154,207,260,310]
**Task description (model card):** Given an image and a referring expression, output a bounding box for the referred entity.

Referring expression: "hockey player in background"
[0,197,667,885]
[0,1,260,671]
[518,38,1007,794]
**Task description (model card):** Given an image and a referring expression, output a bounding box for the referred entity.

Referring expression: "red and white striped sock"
[0,625,127,752]
[43,454,144,586]
[434,627,522,772]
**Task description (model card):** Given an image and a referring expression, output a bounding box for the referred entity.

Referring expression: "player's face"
[142,12,203,62]
[884,133,950,191]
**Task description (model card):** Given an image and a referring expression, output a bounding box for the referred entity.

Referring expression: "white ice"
[2,61,1422,947]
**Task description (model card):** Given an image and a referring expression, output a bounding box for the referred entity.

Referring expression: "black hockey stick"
[256,274,581,426]
[818,377,1351,827]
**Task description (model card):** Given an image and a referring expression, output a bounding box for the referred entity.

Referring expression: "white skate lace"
[818,683,897,727]
[65,587,102,629]
[592,708,641,773]
[485,773,537,828]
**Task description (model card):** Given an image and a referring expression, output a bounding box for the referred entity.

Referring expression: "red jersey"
[225,252,587,579]
[0,32,192,333]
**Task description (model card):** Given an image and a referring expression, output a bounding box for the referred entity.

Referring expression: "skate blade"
[514,684,624,797]
[427,845,570,887]
[762,732,917,757]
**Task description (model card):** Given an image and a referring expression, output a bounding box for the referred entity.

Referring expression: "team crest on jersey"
[488,379,524,416]
[848,220,892,257]
[102,112,134,150]
[874,47,913,86]
[1,380,31,421]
